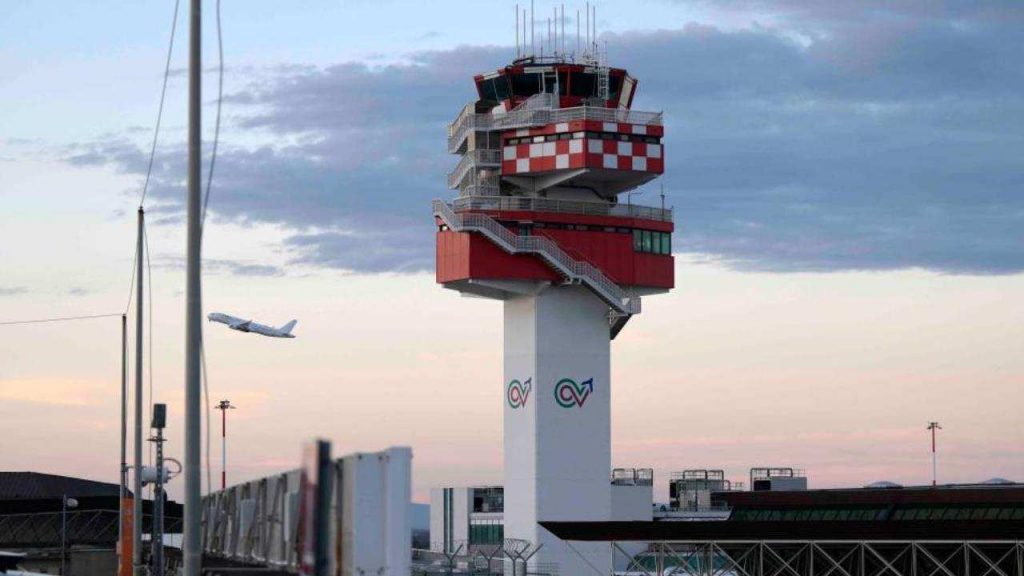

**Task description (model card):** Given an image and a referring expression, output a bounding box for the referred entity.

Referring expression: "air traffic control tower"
[433,23,674,572]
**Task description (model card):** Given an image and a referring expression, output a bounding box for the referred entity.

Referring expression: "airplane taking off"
[208,313,298,338]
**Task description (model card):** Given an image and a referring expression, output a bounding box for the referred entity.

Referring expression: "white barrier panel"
[201,446,412,575]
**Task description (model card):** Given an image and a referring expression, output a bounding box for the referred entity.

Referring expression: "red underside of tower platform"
[436,210,674,290]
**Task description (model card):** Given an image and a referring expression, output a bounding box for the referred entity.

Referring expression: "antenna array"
[513,1,602,64]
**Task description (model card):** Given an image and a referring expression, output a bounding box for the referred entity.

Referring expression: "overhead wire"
[0,313,123,326]
[139,0,182,208]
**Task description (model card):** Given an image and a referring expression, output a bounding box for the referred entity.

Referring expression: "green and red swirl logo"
[507,378,532,409]
[554,378,594,408]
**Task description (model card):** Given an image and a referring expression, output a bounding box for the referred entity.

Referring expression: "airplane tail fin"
[279,320,298,334]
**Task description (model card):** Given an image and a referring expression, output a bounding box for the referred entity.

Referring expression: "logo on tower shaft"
[507,378,532,409]
[554,378,594,408]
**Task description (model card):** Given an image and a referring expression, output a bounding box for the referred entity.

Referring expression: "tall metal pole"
[118,314,127,573]
[61,495,67,575]
[221,405,226,490]
[132,208,145,575]
[927,421,941,486]
[183,0,203,574]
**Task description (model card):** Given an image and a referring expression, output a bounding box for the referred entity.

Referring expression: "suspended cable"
[0,313,123,326]
[124,247,138,316]
[199,0,224,496]
[201,0,224,232]
[202,344,212,495]
[139,0,182,208]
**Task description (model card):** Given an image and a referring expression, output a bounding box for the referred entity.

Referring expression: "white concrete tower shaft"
[504,286,611,572]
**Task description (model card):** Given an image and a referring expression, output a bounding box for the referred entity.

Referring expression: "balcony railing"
[433,199,640,317]
[447,149,502,189]
[448,104,663,154]
[452,195,672,223]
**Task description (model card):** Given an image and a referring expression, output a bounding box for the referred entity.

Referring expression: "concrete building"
[430,468,655,555]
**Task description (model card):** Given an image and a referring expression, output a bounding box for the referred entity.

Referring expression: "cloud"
[0,286,28,296]
[66,3,1024,274]
[0,378,107,406]
[152,255,285,277]
[67,287,91,297]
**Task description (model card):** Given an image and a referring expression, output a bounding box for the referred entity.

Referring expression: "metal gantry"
[603,540,1024,576]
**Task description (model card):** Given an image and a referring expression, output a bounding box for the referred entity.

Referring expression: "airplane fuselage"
[208,313,297,338]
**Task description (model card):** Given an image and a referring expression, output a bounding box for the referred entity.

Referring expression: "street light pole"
[62,495,78,575]
[215,400,236,490]
[118,313,127,574]
[927,421,942,487]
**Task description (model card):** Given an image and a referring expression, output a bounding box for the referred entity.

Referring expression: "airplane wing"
[230,320,252,330]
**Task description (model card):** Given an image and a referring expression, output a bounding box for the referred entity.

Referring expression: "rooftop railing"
[452,195,673,223]
[448,103,664,154]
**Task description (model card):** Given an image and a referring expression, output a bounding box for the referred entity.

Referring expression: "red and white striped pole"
[216,400,236,490]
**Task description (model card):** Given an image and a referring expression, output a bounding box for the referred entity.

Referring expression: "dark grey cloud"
[67,2,1024,274]
[0,286,28,296]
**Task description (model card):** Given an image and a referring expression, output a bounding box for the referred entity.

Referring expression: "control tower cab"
[432,36,674,575]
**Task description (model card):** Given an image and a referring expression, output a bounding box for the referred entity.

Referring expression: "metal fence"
[452,195,672,222]
[602,541,1024,576]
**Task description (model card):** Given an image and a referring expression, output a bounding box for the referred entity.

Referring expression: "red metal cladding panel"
[536,228,674,289]
[437,228,672,289]
[436,230,562,284]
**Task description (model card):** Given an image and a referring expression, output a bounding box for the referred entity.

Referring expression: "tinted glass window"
[478,79,497,101]
[609,74,623,102]
[642,230,653,252]
[558,71,569,95]
[570,72,596,97]
[511,72,542,97]
[633,230,643,251]
[662,233,672,255]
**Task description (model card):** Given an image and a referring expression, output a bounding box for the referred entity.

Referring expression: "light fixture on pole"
[927,421,942,487]
[61,495,78,575]
[215,400,236,490]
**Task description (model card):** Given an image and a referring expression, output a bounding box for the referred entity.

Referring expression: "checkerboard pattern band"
[500,119,664,175]
[501,137,663,175]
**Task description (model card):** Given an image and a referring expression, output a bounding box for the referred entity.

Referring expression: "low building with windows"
[428,468,655,554]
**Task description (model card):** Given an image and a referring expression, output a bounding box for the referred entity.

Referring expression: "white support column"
[504,285,611,574]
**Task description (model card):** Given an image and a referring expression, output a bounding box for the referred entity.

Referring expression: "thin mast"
[132,208,144,576]
[118,313,127,575]
[182,0,203,574]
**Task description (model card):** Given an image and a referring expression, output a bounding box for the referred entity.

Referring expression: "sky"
[1,0,1022,503]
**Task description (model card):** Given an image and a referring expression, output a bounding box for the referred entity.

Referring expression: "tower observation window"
[634,229,672,255]
[569,72,596,98]
[511,72,542,97]
[478,76,511,102]
[608,74,623,102]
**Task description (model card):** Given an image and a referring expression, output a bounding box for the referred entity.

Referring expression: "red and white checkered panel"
[504,119,665,139]
[501,138,664,175]
[500,120,664,176]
